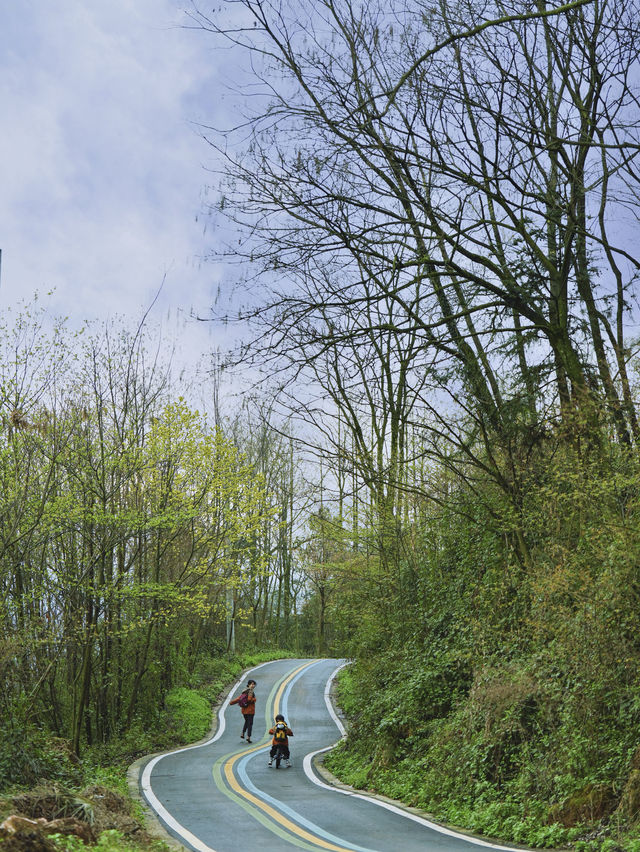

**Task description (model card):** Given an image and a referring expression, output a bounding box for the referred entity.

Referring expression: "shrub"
[0,725,82,791]
[164,688,212,744]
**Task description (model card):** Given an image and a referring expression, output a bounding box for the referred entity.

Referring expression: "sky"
[0,1,239,382]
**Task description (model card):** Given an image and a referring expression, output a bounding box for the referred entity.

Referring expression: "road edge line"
[303,662,534,852]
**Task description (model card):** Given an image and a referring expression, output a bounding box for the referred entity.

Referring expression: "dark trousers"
[270,742,290,759]
[242,714,254,738]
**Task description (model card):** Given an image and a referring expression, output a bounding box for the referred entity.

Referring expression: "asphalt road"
[139,658,524,852]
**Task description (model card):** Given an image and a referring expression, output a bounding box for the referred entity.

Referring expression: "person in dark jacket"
[230,679,256,743]
[268,713,293,766]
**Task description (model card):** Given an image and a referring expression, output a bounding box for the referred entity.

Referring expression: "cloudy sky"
[0,1,239,374]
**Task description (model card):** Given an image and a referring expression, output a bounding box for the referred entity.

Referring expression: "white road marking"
[140,659,275,852]
[141,658,528,852]
[302,661,525,852]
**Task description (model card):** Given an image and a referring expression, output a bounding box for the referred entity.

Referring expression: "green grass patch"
[49,829,170,852]
[165,687,212,743]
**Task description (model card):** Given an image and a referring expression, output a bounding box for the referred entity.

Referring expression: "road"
[139,658,524,852]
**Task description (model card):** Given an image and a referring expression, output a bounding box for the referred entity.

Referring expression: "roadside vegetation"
[5,0,640,850]
[307,413,640,850]
[0,650,290,851]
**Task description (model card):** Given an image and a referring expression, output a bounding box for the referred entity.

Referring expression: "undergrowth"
[326,659,640,851]
[0,649,296,852]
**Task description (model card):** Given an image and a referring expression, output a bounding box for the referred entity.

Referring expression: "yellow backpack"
[274,721,288,741]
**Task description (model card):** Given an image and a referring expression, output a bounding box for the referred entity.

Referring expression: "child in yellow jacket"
[268,714,293,766]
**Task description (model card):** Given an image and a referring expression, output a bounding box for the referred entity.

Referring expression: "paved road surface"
[139,658,523,852]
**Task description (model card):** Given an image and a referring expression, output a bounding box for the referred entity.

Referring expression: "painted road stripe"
[216,660,370,851]
[302,663,525,852]
[142,659,358,852]
[212,743,319,851]
[143,658,528,852]
[235,659,377,852]
[236,750,376,852]
[140,658,277,852]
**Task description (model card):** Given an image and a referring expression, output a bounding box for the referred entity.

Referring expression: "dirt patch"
[1,814,95,844]
[2,782,154,849]
[79,784,142,837]
[11,785,94,823]
[548,783,618,827]
[0,824,57,851]
[0,830,56,852]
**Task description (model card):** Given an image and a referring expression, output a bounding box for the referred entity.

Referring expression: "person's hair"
[247,679,256,687]
[275,713,284,721]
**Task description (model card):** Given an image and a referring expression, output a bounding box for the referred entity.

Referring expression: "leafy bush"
[164,687,214,744]
[0,725,82,791]
[51,828,169,852]
[327,653,640,848]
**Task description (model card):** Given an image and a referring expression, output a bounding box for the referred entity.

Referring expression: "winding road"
[138,658,524,852]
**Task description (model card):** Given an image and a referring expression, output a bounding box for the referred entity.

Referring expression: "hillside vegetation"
[5,1,640,850]
[323,432,640,849]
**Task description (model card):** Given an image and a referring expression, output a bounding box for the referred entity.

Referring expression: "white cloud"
[0,0,234,370]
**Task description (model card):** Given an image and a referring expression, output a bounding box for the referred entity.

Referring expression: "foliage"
[49,829,169,852]
[1,652,290,852]
[0,308,292,775]
[164,688,213,744]
[324,438,640,847]
[7,0,640,839]
[0,725,82,791]
[195,4,640,841]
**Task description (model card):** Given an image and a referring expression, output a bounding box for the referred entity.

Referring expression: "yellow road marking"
[221,660,360,851]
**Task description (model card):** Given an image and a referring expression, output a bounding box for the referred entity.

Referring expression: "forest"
[0,306,317,769]
[4,0,640,850]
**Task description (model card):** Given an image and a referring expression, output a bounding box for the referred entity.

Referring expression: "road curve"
[138,658,526,852]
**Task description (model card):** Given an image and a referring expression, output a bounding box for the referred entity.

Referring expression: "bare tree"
[190,2,640,579]
[195,0,639,443]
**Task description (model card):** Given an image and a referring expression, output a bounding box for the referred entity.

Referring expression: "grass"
[1,649,299,852]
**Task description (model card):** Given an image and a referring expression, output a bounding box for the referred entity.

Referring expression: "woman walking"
[230,679,256,743]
